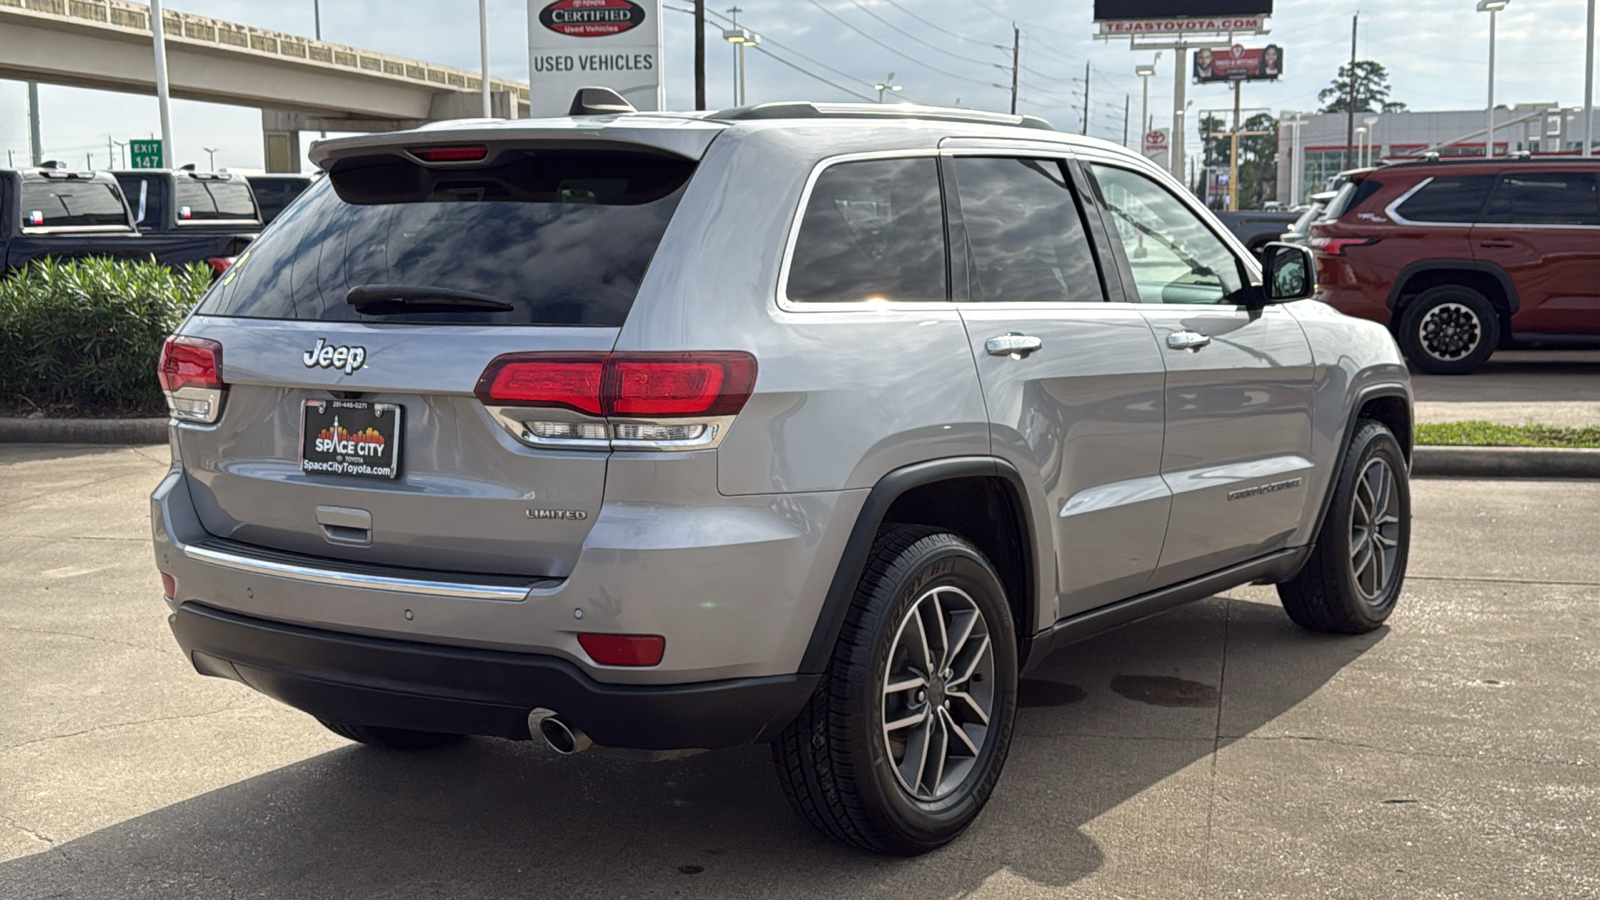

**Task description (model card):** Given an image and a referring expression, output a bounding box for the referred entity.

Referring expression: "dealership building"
[1275,103,1594,206]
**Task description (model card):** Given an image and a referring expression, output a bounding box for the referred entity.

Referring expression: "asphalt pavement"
[1414,349,1600,426]
[0,445,1596,899]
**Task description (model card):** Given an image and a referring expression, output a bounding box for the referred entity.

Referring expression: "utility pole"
[1229,80,1242,211]
[1010,24,1019,115]
[27,82,42,167]
[1346,14,1358,171]
[728,6,742,106]
[694,0,707,110]
[1081,61,1091,136]
[1123,94,1130,148]
[150,0,174,169]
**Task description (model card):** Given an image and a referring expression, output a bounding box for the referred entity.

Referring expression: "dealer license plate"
[300,399,402,480]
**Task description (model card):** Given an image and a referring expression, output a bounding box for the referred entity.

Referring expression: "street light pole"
[1585,0,1595,156]
[1364,115,1380,165]
[1286,115,1305,206]
[479,0,492,117]
[313,0,321,40]
[203,147,218,170]
[874,73,902,104]
[1479,0,1509,159]
[149,0,174,169]
[1355,126,1367,168]
[1136,59,1157,151]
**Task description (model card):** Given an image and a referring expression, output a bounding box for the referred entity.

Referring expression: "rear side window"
[1483,172,1600,225]
[787,157,947,303]
[19,180,127,228]
[952,157,1103,303]
[1320,178,1383,221]
[197,149,696,326]
[175,179,258,221]
[1393,175,1494,224]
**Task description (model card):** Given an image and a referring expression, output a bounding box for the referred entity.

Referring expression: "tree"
[1319,60,1407,114]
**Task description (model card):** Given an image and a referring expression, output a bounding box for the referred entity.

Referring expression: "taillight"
[476,351,756,451]
[578,633,666,667]
[158,335,226,423]
[206,257,235,275]
[1310,237,1378,256]
[410,145,489,163]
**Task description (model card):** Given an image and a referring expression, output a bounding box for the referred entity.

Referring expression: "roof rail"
[710,101,1056,132]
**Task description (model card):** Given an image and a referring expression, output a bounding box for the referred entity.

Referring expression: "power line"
[880,0,1009,50]
[751,45,876,102]
[838,0,1009,69]
[803,0,1010,90]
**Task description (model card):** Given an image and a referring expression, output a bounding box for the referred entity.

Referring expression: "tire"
[772,526,1018,856]
[1278,420,1410,634]
[318,719,465,751]
[1397,284,1500,375]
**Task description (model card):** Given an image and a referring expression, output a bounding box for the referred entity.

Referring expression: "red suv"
[1310,158,1600,373]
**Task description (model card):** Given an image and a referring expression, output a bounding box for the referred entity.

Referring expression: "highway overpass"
[1,0,532,170]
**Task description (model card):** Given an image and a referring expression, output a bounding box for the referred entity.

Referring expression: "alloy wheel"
[1418,302,1482,361]
[881,585,996,802]
[1349,457,1402,605]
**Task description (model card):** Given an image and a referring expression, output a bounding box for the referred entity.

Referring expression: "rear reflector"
[158,336,224,392]
[578,633,666,667]
[410,145,489,163]
[160,573,176,599]
[476,352,757,419]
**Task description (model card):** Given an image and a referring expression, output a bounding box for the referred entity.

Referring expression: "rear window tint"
[196,150,695,326]
[1394,175,1494,224]
[175,179,258,221]
[1483,172,1600,225]
[953,156,1103,303]
[1320,178,1383,221]
[19,180,127,228]
[786,157,947,303]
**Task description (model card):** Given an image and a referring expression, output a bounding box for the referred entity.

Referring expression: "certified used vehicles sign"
[538,0,646,37]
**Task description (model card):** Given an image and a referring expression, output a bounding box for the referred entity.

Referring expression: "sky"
[2,0,1595,172]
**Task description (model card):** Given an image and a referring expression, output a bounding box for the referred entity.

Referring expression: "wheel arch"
[1290,383,1413,582]
[798,457,1043,675]
[1387,260,1518,323]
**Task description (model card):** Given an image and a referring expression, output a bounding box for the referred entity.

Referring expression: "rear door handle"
[1166,331,1211,351]
[1479,239,1515,249]
[986,333,1044,358]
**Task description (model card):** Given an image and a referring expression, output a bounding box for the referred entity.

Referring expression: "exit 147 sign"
[129,139,163,169]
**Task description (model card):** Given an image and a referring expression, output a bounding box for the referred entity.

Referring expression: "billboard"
[527,0,663,117]
[1094,1,1272,18]
[1194,44,1283,82]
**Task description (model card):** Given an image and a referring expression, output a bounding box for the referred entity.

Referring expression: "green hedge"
[0,258,211,416]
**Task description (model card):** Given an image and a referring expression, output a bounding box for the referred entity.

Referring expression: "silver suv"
[151,98,1413,856]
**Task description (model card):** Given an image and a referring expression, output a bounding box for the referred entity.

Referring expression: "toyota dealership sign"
[528,0,664,116]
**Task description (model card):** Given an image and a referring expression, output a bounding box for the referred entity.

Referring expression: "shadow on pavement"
[0,595,1384,899]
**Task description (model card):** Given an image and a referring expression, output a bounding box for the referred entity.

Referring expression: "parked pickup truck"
[1214,209,1302,255]
[113,168,259,264]
[3,166,244,274]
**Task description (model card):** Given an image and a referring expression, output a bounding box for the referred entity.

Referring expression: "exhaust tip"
[528,707,592,755]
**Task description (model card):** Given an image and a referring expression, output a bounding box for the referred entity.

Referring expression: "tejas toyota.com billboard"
[1094,1,1272,18]
[527,0,664,116]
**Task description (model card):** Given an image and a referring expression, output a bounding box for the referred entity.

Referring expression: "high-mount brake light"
[1311,237,1379,256]
[410,145,489,163]
[206,257,235,275]
[158,336,227,423]
[475,352,758,450]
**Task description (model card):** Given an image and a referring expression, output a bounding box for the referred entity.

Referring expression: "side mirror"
[1260,241,1317,303]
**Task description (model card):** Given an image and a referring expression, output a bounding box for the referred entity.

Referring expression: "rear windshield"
[19,180,128,228]
[196,149,696,326]
[175,179,258,221]
[1394,175,1494,224]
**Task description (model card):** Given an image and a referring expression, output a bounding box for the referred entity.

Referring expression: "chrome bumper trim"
[182,544,533,602]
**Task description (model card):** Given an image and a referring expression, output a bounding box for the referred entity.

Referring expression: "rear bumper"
[171,601,817,750]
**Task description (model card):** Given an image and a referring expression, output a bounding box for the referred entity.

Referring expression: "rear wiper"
[347,284,514,315]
